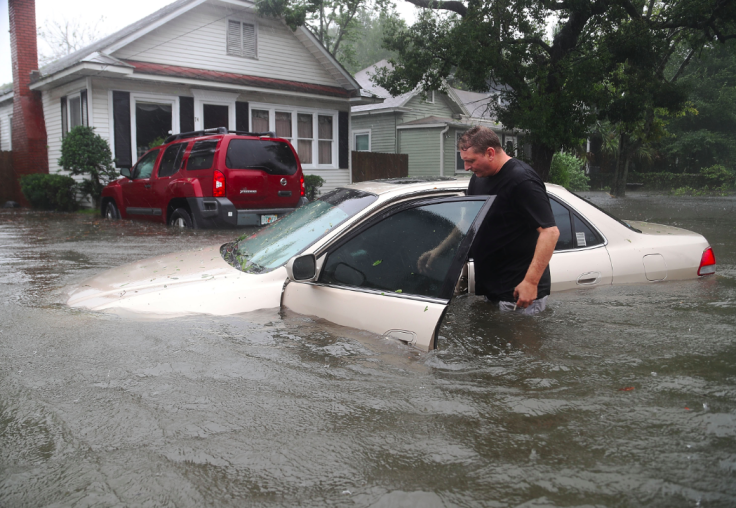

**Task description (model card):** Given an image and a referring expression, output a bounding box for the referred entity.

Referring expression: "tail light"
[300,174,305,197]
[698,246,716,276]
[213,170,225,197]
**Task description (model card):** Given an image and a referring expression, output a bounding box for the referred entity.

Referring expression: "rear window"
[225,139,298,176]
[187,140,218,170]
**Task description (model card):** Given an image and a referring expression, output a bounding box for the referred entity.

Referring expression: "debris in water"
[373,260,382,266]
[618,387,635,391]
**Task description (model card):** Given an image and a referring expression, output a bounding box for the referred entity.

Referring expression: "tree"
[256,0,391,62]
[372,0,736,181]
[338,8,406,73]
[58,126,118,209]
[37,17,107,67]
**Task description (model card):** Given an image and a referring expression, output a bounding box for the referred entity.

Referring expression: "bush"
[701,164,735,189]
[19,173,78,211]
[304,174,325,201]
[58,126,117,207]
[548,152,590,191]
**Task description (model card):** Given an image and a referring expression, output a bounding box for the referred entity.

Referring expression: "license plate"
[261,214,278,225]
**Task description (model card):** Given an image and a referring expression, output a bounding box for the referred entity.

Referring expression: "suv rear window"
[225,139,298,175]
[187,140,218,170]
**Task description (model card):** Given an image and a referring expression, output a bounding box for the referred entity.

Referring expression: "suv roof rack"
[164,127,275,144]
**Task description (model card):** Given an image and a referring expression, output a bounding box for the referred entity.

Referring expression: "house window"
[504,135,516,157]
[250,103,338,168]
[424,91,435,104]
[62,91,88,137]
[353,130,370,151]
[456,131,465,172]
[227,20,257,59]
[135,102,172,158]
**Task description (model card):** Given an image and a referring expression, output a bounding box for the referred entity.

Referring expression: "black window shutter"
[338,111,349,169]
[236,101,249,131]
[180,96,194,133]
[60,97,68,139]
[112,91,132,167]
[80,89,88,126]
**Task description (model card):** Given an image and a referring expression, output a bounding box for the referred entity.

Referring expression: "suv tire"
[104,201,121,220]
[169,208,195,228]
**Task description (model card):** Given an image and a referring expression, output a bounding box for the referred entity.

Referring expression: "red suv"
[100,127,308,228]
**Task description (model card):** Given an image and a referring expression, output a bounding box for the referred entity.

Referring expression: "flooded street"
[1,193,735,507]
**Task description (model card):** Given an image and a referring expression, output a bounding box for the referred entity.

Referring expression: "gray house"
[351,61,523,177]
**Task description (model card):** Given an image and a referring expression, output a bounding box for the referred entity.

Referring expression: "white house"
[2,0,380,194]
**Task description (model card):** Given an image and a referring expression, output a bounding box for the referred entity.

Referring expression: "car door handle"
[144,184,152,189]
[577,272,601,285]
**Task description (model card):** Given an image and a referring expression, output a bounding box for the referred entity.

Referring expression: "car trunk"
[226,170,300,209]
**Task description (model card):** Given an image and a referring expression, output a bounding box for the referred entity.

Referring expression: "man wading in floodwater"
[418,126,560,314]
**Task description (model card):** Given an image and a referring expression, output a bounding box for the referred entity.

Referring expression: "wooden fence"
[351,151,408,183]
[0,151,17,205]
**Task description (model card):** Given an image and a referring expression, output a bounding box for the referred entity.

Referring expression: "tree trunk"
[531,143,554,181]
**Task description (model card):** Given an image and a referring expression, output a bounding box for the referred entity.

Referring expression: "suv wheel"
[169,208,195,228]
[104,201,120,220]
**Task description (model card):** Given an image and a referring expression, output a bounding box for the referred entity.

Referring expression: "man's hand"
[417,248,438,274]
[513,279,538,308]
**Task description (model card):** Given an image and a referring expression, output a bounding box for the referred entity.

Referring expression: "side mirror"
[120,167,132,178]
[285,254,316,282]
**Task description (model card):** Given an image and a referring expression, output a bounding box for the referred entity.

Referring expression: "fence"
[351,151,408,183]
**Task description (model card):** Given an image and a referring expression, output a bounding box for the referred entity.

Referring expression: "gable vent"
[227,20,257,58]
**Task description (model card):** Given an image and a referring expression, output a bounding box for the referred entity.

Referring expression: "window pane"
[320,200,485,298]
[550,199,573,250]
[275,112,291,138]
[159,143,186,177]
[573,214,603,248]
[318,140,332,164]
[252,109,269,132]
[318,115,332,140]
[506,140,514,156]
[203,104,229,130]
[456,150,464,170]
[187,140,218,170]
[297,114,313,138]
[134,149,159,179]
[226,139,297,175]
[355,134,369,151]
[297,140,312,164]
[136,102,172,158]
[69,96,82,129]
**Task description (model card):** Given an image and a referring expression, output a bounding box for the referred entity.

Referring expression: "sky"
[0,0,419,86]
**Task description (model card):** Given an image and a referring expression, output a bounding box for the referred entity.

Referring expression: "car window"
[550,198,574,250]
[551,197,604,250]
[158,142,187,177]
[222,188,378,274]
[187,140,218,170]
[225,139,298,175]
[134,149,160,179]
[319,200,485,299]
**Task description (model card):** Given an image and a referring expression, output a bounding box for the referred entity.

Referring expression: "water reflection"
[1,194,736,507]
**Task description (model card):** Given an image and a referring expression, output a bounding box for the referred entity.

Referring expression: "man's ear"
[485,147,496,159]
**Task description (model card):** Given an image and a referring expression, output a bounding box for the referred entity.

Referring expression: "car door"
[151,142,188,222]
[548,197,613,291]
[281,195,495,351]
[120,149,161,220]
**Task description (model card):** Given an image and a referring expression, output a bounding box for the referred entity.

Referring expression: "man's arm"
[513,226,560,308]
[417,227,461,274]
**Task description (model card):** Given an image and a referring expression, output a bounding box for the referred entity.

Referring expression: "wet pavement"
[1,193,736,507]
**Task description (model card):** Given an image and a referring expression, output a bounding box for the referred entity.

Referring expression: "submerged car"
[67,178,716,351]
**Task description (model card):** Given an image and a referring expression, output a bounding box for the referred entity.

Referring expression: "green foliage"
[549,153,590,192]
[338,9,404,73]
[19,173,78,211]
[304,174,325,201]
[58,126,117,207]
[148,136,167,148]
[701,164,735,188]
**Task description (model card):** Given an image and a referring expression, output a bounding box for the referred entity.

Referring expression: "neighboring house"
[351,60,524,177]
[3,0,381,196]
[0,89,11,151]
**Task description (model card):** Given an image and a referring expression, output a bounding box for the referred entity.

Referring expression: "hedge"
[19,173,78,211]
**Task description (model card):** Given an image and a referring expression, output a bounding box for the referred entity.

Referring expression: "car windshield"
[221,188,378,274]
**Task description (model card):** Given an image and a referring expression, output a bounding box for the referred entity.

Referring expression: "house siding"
[0,102,12,151]
[114,3,340,87]
[399,128,442,177]
[43,78,89,176]
[303,169,350,195]
[401,94,457,123]
[351,112,398,153]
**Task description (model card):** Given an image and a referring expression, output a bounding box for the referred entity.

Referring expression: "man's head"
[457,126,509,178]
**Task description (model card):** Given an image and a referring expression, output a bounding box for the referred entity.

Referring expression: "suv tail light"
[698,246,716,276]
[213,170,226,197]
[300,175,305,197]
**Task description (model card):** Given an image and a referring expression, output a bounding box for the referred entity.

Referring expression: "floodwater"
[1,193,735,507]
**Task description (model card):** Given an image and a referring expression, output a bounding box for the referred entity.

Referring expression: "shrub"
[701,164,735,189]
[58,126,118,208]
[548,152,590,191]
[304,174,325,201]
[19,173,78,211]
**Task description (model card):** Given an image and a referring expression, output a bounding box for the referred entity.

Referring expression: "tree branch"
[403,0,467,17]
[669,47,695,83]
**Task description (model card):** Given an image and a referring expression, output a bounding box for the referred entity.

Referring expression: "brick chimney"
[9,0,48,206]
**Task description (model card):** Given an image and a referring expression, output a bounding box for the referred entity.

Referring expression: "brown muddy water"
[1,193,735,507]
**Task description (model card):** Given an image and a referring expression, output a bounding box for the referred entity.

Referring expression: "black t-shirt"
[467,158,556,301]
